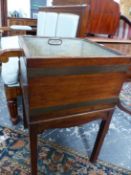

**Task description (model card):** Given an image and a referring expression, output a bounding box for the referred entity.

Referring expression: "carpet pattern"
[0,126,131,175]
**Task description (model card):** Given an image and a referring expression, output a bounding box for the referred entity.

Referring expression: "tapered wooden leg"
[29,127,38,175]
[7,98,19,124]
[23,106,28,128]
[5,85,21,125]
[90,110,113,162]
[22,95,28,128]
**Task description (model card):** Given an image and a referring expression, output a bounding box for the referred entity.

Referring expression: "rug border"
[1,125,131,174]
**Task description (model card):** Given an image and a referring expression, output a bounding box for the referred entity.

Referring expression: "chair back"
[37,12,79,37]
[37,5,89,37]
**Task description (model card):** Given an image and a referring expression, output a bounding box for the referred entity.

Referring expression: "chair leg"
[29,127,38,175]
[5,85,21,124]
[7,97,19,124]
[22,95,28,128]
[90,110,113,162]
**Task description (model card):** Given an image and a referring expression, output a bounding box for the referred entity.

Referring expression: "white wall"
[7,0,31,18]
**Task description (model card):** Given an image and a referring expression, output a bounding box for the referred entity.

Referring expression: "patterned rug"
[0,126,131,175]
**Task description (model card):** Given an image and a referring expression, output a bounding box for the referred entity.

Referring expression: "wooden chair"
[0,36,22,124]
[0,18,36,124]
[0,5,89,124]
[18,35,130,175]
